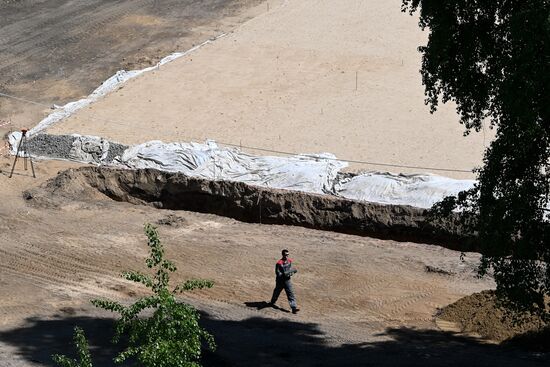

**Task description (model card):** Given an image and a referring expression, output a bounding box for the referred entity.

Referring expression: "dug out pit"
[26,166,477,251]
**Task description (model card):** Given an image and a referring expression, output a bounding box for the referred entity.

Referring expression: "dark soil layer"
[0,0,263,127]
[26,166,476,250]
[440,290,550,350]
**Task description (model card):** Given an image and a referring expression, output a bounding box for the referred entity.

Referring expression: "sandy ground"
[2,158,549,366]
[1,0,542,365]
[46,0,491,179]
[0,0,268,129]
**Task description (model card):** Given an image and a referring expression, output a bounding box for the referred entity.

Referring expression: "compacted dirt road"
[0,0,266,128]
[0,158,548,366]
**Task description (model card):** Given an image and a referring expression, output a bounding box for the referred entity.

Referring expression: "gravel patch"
[105,141,128,163]
[26,134,75,160]
[25,133,128,164]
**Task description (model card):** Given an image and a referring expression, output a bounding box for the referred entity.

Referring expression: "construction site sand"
[3,159,548,365]
[1,157,537,366]
[48,0,490,180]
[3,0,544,365]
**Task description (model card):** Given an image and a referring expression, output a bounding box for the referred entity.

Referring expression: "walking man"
[269,249,299,314]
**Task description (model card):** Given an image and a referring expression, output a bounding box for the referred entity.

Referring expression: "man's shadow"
[244,301,291,313]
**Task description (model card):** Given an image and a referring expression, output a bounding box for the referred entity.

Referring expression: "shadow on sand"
[0,315,122,366]
[0,311,548,367]
[244,301,290,313]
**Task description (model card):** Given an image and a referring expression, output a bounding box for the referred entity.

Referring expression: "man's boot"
[292,307,300,314]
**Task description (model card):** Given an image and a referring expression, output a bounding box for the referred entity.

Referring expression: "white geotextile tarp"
[8,131,23,155]
[69,135,110,163]
[334,171,475,209]
[116,140,347,194]
[8,130,478,208]
[116,140,477,208]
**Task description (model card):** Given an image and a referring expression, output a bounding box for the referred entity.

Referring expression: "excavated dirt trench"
[26,166,477,251]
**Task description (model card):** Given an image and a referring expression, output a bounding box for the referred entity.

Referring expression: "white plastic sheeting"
[69,135,110,164]
[116,140,347,194]
[8,131,23,155]
[8,131,478,208]
[334,171,475,209]
[115,140,476,208]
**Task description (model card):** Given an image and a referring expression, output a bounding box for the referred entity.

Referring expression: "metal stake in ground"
[9,129,36,178]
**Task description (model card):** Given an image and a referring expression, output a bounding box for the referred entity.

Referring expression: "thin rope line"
[0,92,53,108]
[1,91,473,173]
[213,140,473,173]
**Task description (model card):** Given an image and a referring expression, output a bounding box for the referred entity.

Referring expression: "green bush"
[54,223,215,367]
[52,327,93,367]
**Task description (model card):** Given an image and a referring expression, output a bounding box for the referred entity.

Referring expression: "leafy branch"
[54,223,215,367]
[52,327,93,367]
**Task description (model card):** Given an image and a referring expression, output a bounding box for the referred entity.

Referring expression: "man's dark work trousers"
[271,279,297,309]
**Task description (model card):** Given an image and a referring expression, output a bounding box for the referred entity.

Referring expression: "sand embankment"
[48,0,490,179]
[26,166,474,248]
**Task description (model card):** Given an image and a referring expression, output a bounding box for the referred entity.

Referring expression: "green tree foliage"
[91,223,215,366]
[54,224,215,367]
[52,327,93,367]
[402,1,550,311]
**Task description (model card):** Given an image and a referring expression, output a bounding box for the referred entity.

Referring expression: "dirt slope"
[1,158,548,366]
[26,165,472,248]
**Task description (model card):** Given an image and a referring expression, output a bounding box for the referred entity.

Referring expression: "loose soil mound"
[440,290,550,349]
[26,166,476,250]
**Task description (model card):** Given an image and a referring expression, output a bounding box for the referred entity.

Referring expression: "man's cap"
[282,249,289,255]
